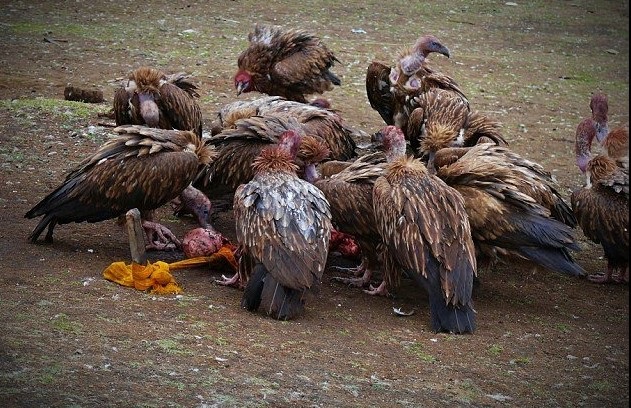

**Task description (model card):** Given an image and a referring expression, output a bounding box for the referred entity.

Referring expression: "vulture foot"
[330,263,372,288]
[363,280,391,297]
[588,266,629,284]
[142,220,180,251]
[215,272,242,288]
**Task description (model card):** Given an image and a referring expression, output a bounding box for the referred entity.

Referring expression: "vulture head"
[234,70,254,96]
[372,125,407,162]
[575,117,597,174]
[128,66,165,128]
[589,91,609,143]
[397,34,451,76]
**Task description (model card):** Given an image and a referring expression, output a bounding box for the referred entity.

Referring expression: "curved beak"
[236,82,245,96]
[438,46,451,58]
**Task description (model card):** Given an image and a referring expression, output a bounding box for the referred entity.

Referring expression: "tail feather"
[260,273,305,320]
[240,263,267,311]
[409,265,476,334]
[518,246,586,277]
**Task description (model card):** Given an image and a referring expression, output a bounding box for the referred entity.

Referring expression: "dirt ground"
[0,1,629,407]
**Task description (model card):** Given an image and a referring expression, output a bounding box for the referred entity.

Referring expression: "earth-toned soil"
[0,1,628,407]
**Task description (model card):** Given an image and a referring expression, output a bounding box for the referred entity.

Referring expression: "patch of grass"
[38,363,62,385]
[555,323,571,333]
[511,356,531,365]
[51,313,83,335]
[488,344,504,356]
[154,338,193,356]
[588,380,614,393]
[405,341,436,363]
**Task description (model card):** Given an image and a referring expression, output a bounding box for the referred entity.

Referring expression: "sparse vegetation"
[0,0,628,407]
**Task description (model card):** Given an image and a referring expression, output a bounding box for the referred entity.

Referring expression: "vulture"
[210,96,358,161]
[571,118,629,283]
[430,141,585,277]
[235,129,333,320]
[234,24,341,104]
[432,143,577,228]
[407,87,507,159]
[372,126,477,333]
[310,146,389,292]
[195,115,305,202]
[365,34,468,132]
[586,91,628,169]
[24,125,216,250]
[113,66,203,138]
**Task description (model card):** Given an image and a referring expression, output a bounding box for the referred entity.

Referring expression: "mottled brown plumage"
[407,88,506,159]
[434,143,576,228]
[210,96,358,160]
[24,125,216,248]
[234,24,341,103]
[365,34,468,132]
[113,66,203,137]
[196,115,305,200]
[432,142,585,277]
[235,130,332,320]
[313,152,388,290]
[602,125,629,170]
[372,126,477,333]
[572,118,629,283]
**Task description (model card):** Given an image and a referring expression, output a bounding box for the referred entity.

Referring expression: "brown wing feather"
[366,61,395,125]
[571,184,629,268]
[24,126,211,241]
[373,156,476,305]
[234,172,332,290]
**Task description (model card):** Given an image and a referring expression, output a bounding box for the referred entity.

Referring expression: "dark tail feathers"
[241,264,306,320]
[409,271,476,334]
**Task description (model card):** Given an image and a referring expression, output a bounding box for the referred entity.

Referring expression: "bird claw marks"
[141,220,181,251]
[393,307,415,317]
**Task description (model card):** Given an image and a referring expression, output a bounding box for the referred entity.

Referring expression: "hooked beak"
[236,82,245,96]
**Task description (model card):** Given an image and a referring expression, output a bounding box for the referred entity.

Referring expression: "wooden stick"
[126,208,147,264]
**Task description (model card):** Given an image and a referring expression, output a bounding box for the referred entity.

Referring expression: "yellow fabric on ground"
[103,245,238,294]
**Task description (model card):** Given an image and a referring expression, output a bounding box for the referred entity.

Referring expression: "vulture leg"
[215,272,241,287]
[330,258,373,288]
[363,280,391,297]
[589,265,629,284]
[141,220,180,251]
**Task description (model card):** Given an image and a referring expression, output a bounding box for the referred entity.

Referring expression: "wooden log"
[126,208,147,265]
[64,85,105,103]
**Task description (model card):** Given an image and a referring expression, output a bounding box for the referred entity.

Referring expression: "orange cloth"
[103,245,238,294]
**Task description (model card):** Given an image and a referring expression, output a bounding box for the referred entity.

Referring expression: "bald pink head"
[372,125,407,162]
[589,91,609,142]
[575,118,597,173]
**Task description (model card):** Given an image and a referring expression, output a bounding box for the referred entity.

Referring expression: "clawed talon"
[215,272,242,288]
[142,220,181,251]
[363,281,391,297]
[330,276,368,288]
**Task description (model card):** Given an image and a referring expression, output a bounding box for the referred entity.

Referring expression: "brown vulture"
[365,34,468,133]
[371,126,477,333]
[430,142,585,277]
[210,95,358,161]
[234,24,341,104]
[234,130,333,320]
[571,118,629,283]
[24,125,216,250]
[113,66,203,138]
